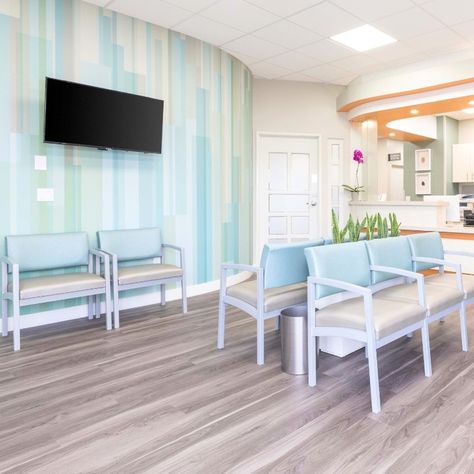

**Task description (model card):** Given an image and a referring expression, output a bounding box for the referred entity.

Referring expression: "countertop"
[402,225,474,234]
[349,200,448,207]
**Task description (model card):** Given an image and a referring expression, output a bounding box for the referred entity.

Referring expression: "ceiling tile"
[276,72,319,82]
[304,63,351,81]
[249,61,291,78]
[330,74,358,85]
[331,54,381,74]
[331,0,414,22]
[452,19,474,42]
[173,16,244,45]
[223,50,260,65]
[406,28,469,54]
[244,0,325,17]
[373,7,445,40]
[163,0,220,13]
[200,0,279,33]
[288,2,363,37]
[108,0,193,28]
[297,39,353,62]
[253,20,321,49]
[367,41,420,62]
[223,35,288,60]
[422,0,474,26]
[266,51,321,70]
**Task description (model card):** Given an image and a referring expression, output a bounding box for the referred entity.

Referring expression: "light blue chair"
[1,232,111,351]
[218,240,324,365]
[305,240,431,413]
[98,228,187,329]
[405,232,468,350]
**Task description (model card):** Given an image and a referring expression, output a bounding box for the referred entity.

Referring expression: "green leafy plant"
[365,212,377,240]
[376,213,389,239]
[346,214,365,242]
[389,213,401,237]
[331,209,348,244]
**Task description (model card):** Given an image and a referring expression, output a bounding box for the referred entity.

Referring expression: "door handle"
[306,201,317,207]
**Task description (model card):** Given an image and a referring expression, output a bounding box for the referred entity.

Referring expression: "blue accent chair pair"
[218,240,324,365]
[305,232,466,413]
[1,232,112,351]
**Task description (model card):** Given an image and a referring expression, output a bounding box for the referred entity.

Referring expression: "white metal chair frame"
[101,243,187,329]
[307,264,432,414]
[218,263,284,365]
[1,249,111,351]
[412,256,467,351]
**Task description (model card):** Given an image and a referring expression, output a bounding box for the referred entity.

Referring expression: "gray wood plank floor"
[1,293,474,473]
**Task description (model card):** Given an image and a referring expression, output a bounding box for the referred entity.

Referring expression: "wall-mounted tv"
[44,77,164,154]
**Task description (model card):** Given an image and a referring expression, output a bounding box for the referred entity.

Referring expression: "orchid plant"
[342,149,365,193]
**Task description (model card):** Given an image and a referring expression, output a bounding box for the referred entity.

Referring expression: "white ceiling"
[84,0,474,86]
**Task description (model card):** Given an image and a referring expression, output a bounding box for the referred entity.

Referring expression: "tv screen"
[44,77,164,153]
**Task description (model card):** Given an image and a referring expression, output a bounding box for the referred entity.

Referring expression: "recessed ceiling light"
[410,109,419,115]
[330,24,396,52]
[388,132,396,137]
[469,100,474,106]
[462,108,474,114]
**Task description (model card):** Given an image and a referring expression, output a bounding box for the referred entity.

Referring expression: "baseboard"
[7,271,252,331]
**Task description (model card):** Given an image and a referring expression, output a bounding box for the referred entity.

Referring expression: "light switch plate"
[34,155,47,170]
[37,188,54,202]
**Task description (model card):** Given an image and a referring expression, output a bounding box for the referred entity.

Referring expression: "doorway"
[256,133,320,259]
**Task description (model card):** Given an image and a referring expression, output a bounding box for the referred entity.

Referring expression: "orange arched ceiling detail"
[350,93,474,142]
[338,78,474,113]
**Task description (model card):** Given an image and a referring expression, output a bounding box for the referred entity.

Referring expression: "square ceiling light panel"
[331,24,397,52]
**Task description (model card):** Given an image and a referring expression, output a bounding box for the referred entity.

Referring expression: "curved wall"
[0,1,252,313]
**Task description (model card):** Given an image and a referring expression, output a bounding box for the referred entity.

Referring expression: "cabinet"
[453,143,474,183]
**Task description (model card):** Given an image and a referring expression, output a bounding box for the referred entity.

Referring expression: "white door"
[257,135,320,251]
[388,165,405,200]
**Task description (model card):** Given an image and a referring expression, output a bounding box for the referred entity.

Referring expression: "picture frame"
[388,152,401,162]
[415,172,431,195]
[415,148,431,171]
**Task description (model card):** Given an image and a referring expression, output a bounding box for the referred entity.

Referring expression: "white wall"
[253,79,351,239]
[459,119,474,143]
[377,139,405,200]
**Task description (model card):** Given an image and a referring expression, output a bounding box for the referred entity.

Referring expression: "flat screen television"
[44,77,164,153]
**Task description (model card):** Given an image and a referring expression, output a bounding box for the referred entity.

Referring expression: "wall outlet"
[37,188,54,202]
[34,155,47,170]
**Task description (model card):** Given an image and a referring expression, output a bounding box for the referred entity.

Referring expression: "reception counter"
[349,200,448,227]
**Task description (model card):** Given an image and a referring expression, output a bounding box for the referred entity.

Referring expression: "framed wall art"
[415,148,431,171]
[415,172,431,195]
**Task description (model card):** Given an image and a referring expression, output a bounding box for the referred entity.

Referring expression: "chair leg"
[95,295,101,319]
[161,284,166,306]
[217,296,226,349]
[308,331,317,387]
[87,296,94,320]
[113,285,120,329]
[13,298,20,351]
[275,315,280,331]
[257,314,265,365]
[421,320,432,377]
[105,287,112,332]
[181,279,187,314]
[1,298,8,336]
[367,338,381,414]
[460,303,468,352]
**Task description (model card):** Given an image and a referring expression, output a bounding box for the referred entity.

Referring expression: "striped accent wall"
[0,0,252,314]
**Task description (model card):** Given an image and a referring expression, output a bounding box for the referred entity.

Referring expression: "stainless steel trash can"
[280,304,319,375]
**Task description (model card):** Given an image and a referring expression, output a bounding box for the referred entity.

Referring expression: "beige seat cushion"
[424,273,474,299]
[118,264,183,285]
[316,297,425,340]
[226,280,306,313]
[375,282,463,315]
[11,273,105,299]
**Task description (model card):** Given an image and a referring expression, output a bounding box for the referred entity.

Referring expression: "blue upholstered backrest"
[407,232,444,271]
[6,232,89,272]
[260,239,324,289]
[365,236,413,284]
[98,228,162,262]
[305,241,371,299]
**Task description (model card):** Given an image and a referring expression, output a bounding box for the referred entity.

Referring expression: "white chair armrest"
[161,244,185,268]
[221,263,260,273]
[307,275,371,297]
[445,250,474,258]
[412,256,463,292]
[370,264,426,308]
